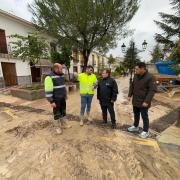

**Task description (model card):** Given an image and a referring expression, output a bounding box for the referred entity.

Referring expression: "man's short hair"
[136,62,146,69]
[86,65,94,71]
[102,69,111,76]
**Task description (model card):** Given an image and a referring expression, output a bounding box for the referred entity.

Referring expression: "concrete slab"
[157,126,180,146]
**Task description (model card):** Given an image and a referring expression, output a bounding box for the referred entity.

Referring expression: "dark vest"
[49,71,66,99]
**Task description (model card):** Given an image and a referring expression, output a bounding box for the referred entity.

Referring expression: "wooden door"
[1,62,18,86]
[31,66,41,82]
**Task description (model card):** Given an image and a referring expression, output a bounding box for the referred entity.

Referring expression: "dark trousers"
[53,98,66,120]
[133,106,149,132]
[100,102,116,124]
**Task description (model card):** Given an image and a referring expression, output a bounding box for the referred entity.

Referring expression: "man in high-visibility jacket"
[44,63,71,135]
[78,65,97,126]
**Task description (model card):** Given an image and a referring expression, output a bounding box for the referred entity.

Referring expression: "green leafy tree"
[29,0,139,69]
[115,64,125,75]
[108,54,116,69]
[9,33,49,64]
[169,40,180,74]
[154,0,180,47]
[150,44,164,63]
[51,44,72,80]
[123,41,140,71]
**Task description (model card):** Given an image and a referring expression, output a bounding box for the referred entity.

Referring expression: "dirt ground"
[0,77,180,180]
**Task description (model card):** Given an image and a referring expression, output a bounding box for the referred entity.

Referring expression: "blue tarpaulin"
[155,60,176,75]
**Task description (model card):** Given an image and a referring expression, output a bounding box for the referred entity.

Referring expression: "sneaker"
[87,116,93,122]
[86,116,93,124]
[79,116,83,126]
[127,126,139,132]
[139,131,149,139]
[80,120,84,126]
[111,123,116,129]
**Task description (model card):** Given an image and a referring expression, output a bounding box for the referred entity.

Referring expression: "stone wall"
[0,77,4,88]
[17,76,32,86]
[11,88,45,100]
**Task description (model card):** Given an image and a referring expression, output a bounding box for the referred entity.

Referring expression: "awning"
[35,59,52,67]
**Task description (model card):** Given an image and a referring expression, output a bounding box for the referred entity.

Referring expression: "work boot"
[61,118,72,129]
[80,116,84,126]
[111,123,116,129]
[56,128,62,135]
[54,120,62,135]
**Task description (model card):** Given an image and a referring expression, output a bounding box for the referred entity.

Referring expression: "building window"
[73,66,78,72]
[28,35,32,46]
[0,29,8,54]
[72,50,78,62]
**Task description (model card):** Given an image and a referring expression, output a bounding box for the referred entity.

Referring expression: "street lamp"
[121,43,126,53]
[121,40,148,85]
[142,40,148,50]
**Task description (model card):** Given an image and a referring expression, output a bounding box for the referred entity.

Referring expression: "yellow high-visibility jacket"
[44,72,66,103]
[78,73,97,95]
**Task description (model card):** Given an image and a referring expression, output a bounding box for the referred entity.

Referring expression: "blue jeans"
[80,95,93,116]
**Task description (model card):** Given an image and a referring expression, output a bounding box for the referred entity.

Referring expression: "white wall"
[0,62,3,77]
[88,52,109,69]
[0,12,55,80]
[0,14,35,47]
[0,13,55,50]
[0,58,31,76]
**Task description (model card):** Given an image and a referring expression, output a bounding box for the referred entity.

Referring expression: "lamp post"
[121,40,148,85]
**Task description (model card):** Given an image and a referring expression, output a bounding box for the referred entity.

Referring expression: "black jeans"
[53,98,66,120]
[133,106,149,132]
[100,102,116,124]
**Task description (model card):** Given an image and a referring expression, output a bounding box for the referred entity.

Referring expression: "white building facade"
[68,51,109,76]
[0,9,110,88]
[0,9,53,88]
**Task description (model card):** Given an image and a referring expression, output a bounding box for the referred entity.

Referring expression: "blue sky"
[0,0,173,61]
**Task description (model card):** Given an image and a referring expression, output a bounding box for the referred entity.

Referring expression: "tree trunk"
[82,49,90,72]
[67,67,71,81]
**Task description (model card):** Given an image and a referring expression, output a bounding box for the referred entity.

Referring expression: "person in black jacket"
[128,62,157,138]
[97,69,119,129]
[44,63,71,135]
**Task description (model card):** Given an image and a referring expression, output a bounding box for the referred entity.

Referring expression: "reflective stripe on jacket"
[44,71,66,103]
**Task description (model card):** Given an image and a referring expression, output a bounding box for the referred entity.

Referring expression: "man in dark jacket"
[97,69,119,129]
[128,62,157,138]
[44,63,71,135]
